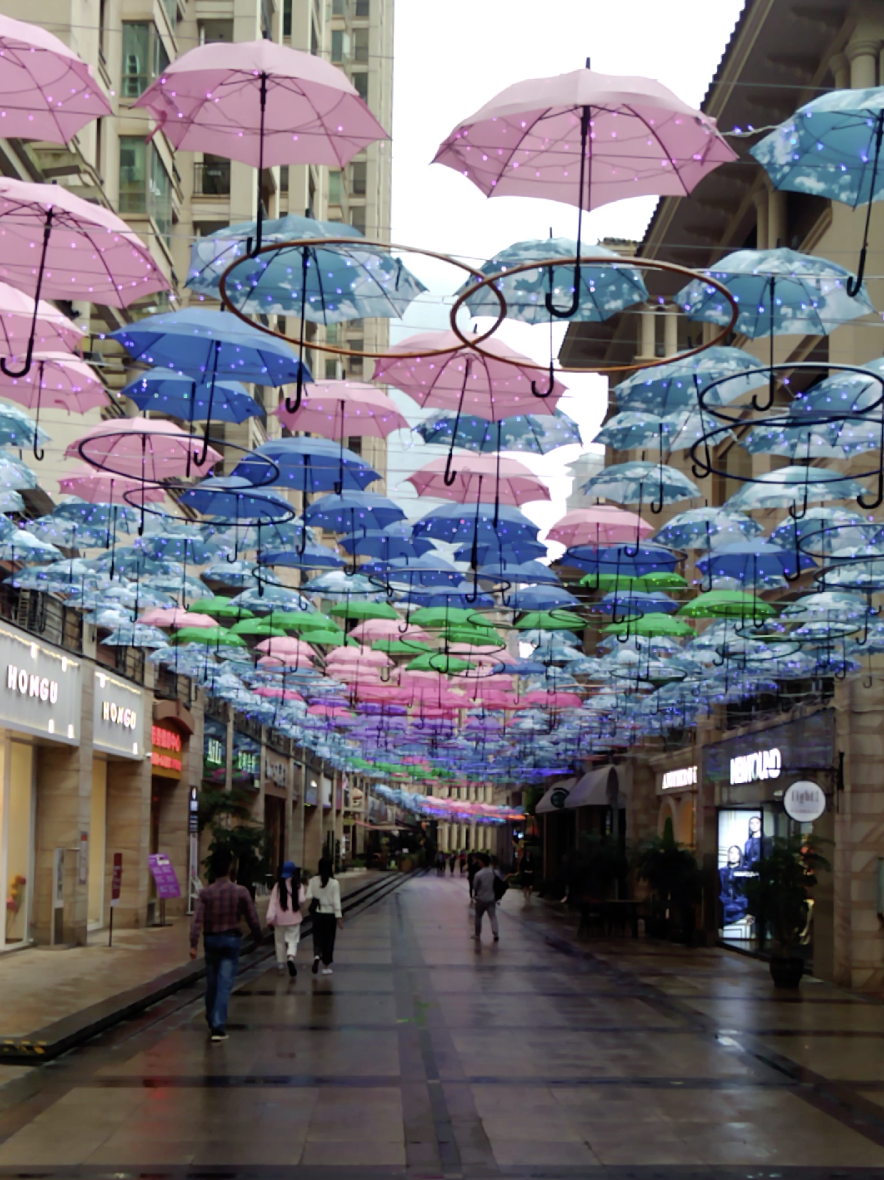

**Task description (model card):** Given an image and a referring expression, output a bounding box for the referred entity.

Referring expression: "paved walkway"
[1,874,884,1176]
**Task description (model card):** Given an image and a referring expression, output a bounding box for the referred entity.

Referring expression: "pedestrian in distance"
[306,856,343,975]
[449,851,457,875]
[467,851,479,906]
[459,849,467,875]
[267,860,306,978]
[472,853,501,942]
[436,850,446,877]
[519,848,536,903]
[190,848,263,1042]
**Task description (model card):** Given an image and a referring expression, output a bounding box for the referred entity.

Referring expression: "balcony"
[194,159,231,197]
[0,584,83,655]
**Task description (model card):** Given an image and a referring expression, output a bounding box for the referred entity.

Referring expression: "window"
[332,0,346,13]
[328,170,343,204]
[347,436,363,456]
[331,30,349,63]
[160,0,177,26]
[352,71,368,102]
[283,0,292,35]
[353,26,369,62]
[326,324,340,344]
[350,205,366,234]
[350,160,367,196]
[279,164,289,193]
[119,137,173,246]
[348,342,363,375]
[121,23,168,98]
[324,358,339,380]
[355,0,370,15]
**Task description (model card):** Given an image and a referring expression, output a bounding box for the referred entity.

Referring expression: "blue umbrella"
[232,438,379,500]
[724,466,871,514]
[452,538,548,565]
[452,237,648,324]
[363,553,462,588]
[415,407,582,454]
[587,589,679,617]
[750,88,884,289]
[0,530,62,563]
[339,524,433,562]
[52,498,138,532]
[202,560,282,589]
[790,358,884,417]
[122,367,262,425]
[612,347,769,414]
[696,541,816,586]
[401,583,495,610]
[0,450,37,491]
[506,586,579,612]
[259,542,344,571]
[136,533,227,566]
[675,247,873,410]
[413,502,538,544]
[100,624,169,649]
[770,507,880,561]
[179,477,295,530]
[651,507,761,551]
[0,404,50,451]
[478,559,561,586]
[564,542,680,579]
[27,517,110,550]
[580,461,700,515]
[229,585,314,614]
[303,491,405,532]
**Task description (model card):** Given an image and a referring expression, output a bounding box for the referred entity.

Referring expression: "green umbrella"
[678,590,777,620]
[172,626,246,646]
[444,624,504,646]
[406,652,475,673]
[372,638,434,655]
[408,606,478,629]
[229,617,290,638]
[284,612,341,633]
[581,572,687,592]
[188,596,254,620]
[307,630,356,647]
[330,599,399,621]
[515,610,584,631]
[603,613,694,638]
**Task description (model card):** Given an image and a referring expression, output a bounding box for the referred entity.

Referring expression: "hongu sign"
[94,672,143,760]
[0,626,80,743]
[730,747,782,786]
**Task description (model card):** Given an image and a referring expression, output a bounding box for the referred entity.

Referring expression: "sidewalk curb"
[0,870,413,1065]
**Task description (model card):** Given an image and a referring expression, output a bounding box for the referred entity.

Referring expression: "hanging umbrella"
[505,586,580,611]
[678,590,777,621]
[740,416,882,461]
[603,613,694,638]
[189,214,424,323]
[434,65,734,320]
[259,541,345,570]
[232,437,379,496]
[66,418,222,481]
[545,506,652,548]
[580,460,700,514]
[515,611,584,632]
[27,516,106,550]
[0,279,83,355]
[122,368,262,425]
[230,585,313,613]
[0,403,49,451]
[133,39,387,252]
[0,352,108,457]
[202,559,282,589]
[564,542,679,580]
[789,358,884,418]
[696,540,816,585]
[273,380,408,436]
[406,454,550,507]
[58,465,166,506]
[750,87,884,290]
[478,559,561,586]
[769,507,878,560]
[452,537,548,565]
[0,449,37,490]
[0,178,168,374]
[416,407,581,454]
[651,507,762,550]
[723,466,871,513]
[340,524,434,563]
[613,347,769,414]
[413,502,538,544]
[453,237,647,323]
[302,491,405,533]
[303,571,388,600]
[100,624,170,649]
[137,533,227,566]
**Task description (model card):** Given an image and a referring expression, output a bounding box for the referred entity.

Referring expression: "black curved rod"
[787,470,812,522]
[443,357,471,486]
[546,106,590,319]
[31,364,45,461]
[254,520,264,597]
[297,459,310,556]
[834,638,849,681]
[333,400,346,496]
[284,247,312,413]
[783,518,804,584]
[750,279,777,412]
[2,207,53,379]
[691,379,713,479]
[249,72,269,258]
[197,342,222,467]
[226,497,240,562]
[848,111,884,297]
[649,426,666,514]
[531,359,557,399]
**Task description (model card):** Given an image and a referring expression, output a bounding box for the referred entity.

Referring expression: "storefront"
[91,671,144,931]
[704,710,835,961]
[264,745,289,871]
[0,625,81,948]
[653,755,698,846]
[149,703,194,924]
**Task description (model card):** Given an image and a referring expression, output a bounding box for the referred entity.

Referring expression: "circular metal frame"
[218,238,507,360]
[448,255,740,375]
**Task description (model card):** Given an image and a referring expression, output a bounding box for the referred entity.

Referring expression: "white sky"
[383,0,746,542]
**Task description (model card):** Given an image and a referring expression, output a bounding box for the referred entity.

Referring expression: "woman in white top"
[306,856,343,975]
[266,860,306,978]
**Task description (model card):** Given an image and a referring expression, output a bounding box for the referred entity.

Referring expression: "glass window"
[332,0,346,13]
[353,26,369,62]
[150,148,173,245]
[279,164,289,193]
[350,160,367,196]
[355,0,370,15]
[161,0,177,26]
[121,23,168,99]
[331,30,348,63]
[352,71,368,102]
[119,136,147,213]
[283,0,293,35]
[324,358,339,380]
[328,169,343,204]
[350,204,366,234]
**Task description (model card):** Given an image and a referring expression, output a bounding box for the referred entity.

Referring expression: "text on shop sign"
[6,664,58,704]
[152,724,182,772]
[102,701,137,730]
[661,765,697,790]
[730,747,781,785]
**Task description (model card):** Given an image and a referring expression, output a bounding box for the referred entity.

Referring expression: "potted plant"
[742,834,829,988]
[634,822,702,943]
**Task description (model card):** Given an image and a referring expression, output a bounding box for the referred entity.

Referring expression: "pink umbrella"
[58,465,166,505]
[0,15,112,144]
[546,506,653,548]
[0,178,169,375]
[406,454,550,507]
[67,418,222,481]
[434,65,735,320]
[256,636,317,658]
[0,352,107,458]
[349,619,430,643]
[373,331,566,417]
[0,281,83,354]
[326,647,393,667]
[137,608,218,628]
[273,381,408,437]
[257,653,316,670]
[134,40,386,251]
[254,686,305,702]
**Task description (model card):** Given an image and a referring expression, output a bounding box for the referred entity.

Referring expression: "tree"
[198,786,268,896]
[742,835,830,956]
[633,822,701,942]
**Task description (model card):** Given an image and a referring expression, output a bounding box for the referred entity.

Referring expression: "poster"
[718,809,765,940]
[148,854,181,900]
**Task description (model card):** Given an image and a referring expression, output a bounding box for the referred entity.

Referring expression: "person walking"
[519,848,536,903]
[436,850,446,877]
[459,849,467,875]
[267,860,305,978]
[467,851,480,905]
[472,854,500,942]
[189,849,263,1042]
[449,851,457,876]
[306,856,343,975]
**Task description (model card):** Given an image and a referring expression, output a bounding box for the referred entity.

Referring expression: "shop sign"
[730,747,781,786]
[783,780,826,823]
[266,754,288,788]
[148,853,181,899]
[93,672,142,759]
[232,730,261,786]
[0,627,80,743]
[718,809,764,940]
[661,765,697,790]
[188,785,199,834]
[151,723,183,779]
[202,718,226,783]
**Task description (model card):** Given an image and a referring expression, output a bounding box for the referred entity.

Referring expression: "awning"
[565,764,631,809]
[535,776,577,813]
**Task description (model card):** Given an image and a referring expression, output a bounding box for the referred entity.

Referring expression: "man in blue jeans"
[189,849,263,1042]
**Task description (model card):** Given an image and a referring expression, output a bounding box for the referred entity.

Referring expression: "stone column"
[105,752,152,930]
[847,39,879,88]
[639,306,656,359]
[830,52,850,90]
[753,184,769,251]
[663,306,678,357]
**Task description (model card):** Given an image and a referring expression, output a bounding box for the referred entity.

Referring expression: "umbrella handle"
[531,360,557,399]
[1,208,53,380]
[31,370,45,461]
[847,112,883,297]
[545,107,590,319]
[285,371,305,415]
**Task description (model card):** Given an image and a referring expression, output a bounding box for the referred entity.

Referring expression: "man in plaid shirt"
[190,849,263,1041]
